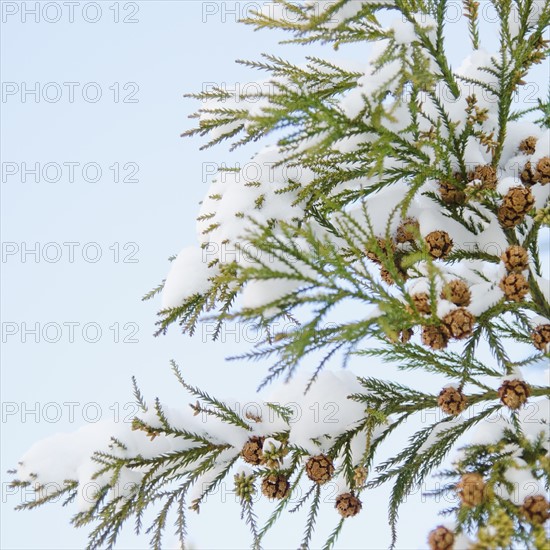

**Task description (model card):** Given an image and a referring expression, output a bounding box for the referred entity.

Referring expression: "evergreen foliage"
[10,1,550,548]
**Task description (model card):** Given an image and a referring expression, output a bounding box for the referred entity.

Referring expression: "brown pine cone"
[245,411,262,423]
[520,161,537,186]
[498,379,531,409]
[534,156,550,184]
[498,187,534,227]
[335,493,362,518]
[382,259,409,285]
[457,472,486,507]
[428,525,455,550]
[498,205,523,227]
[438,386,468,416]
[366,238,393,264]
[501,245,529,273]
[261,474,289,500]
[499,273,529,302]
[520,495,550,525]
[241,436,265,465]
[519,136,537,155]
[440,280,471,306]
[380,267,395,285]
[380,266,407,286]
[305,455,335,485]
[505,186,535,213]
[395,218,419,244]
[439,179,466,205]
[426,231,453,259]
[411,292,431,314]
[400,328,414,343]
[422,325,450,350]
[532,324,550,352]
[442,308,476,340]
[468,164,497,189]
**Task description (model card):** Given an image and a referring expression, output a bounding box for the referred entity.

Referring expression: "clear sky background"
[1,1,548,549]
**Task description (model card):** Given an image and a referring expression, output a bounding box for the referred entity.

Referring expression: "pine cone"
[422,325,450,350]
[241,436,265,465]
[442,308,476,340]
[380,266,395,285]
[438,386,468,416]
[501,245,528,273]
[428,525,455,550]
[499,273,529,302]
[498,205,523,227]
[411,292,431,314]
[468,164,497,189]
[520,495,550,525]
[395,218,419,244]
[457,472,486,507]
[426,231,453,259]
[305,455,335,485]
[366,238,393,264]
[335,493,362,518]
[440,280,471,306]
[534,156,550,184]
[520,161,537,186]
[261,474,289,500]
[532,323,550,352]
[518,136,537,155]
[439,179,466,205]
[245,411,262,423]
[234,472,256,501]
[498,379,531,409]
[498,187,534,227]
[400,328,414,343]
[505,186,535,212]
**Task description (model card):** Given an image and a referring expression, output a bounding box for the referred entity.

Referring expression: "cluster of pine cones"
[237,444,365,518]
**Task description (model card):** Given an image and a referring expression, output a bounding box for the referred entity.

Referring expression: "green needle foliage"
[10,1,550,549]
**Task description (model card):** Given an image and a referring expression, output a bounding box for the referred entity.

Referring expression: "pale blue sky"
[1,2,548,549]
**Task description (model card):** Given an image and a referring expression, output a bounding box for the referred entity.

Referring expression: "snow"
[532,129,550,165]
[463,138,488,167]
[344,180,410,237]
[161,247,217,309]
[12,371,389,512]
[466,397,550,448]
[534,275,550,304]
[500,122,542,164]
[262,437,282,452]
[389,18,417,45]
[467,282,504,316]
[501,463,542,505]
[267,370,377,456]
[11,4,550,545]
[241,279,302,312]
[531,180,550,209]
[496,177,523,196]
[16,422,118,486]
[435,300,455,319]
